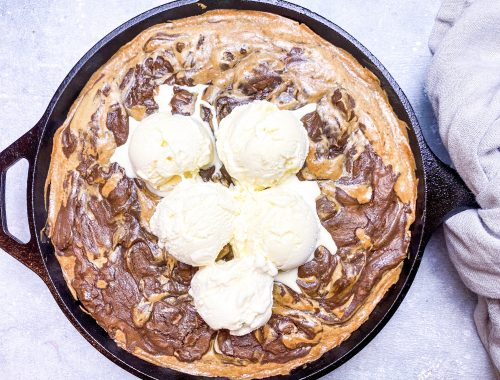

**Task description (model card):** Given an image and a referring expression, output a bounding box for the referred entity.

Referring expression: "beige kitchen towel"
[427,0,500,373]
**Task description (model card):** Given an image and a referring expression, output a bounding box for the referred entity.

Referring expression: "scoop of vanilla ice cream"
[129,112,214,193]
[149,180,237,266]
[189,255,277,336]
[232,185,320,271]
[215,101,309,189]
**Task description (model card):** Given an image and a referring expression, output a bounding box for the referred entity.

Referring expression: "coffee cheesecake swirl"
[46,10,417,378]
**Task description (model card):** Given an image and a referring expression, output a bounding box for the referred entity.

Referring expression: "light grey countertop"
[0,1,495,378]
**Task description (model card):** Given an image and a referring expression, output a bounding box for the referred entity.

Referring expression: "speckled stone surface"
[0,1,495,378]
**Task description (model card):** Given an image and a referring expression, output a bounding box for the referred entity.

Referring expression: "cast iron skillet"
[0,1,477,379]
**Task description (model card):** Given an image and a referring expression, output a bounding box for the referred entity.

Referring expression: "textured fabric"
[427,0,500,373]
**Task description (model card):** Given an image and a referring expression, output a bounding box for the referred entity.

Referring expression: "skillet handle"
[0,120,48,280]
[422,142,478,244]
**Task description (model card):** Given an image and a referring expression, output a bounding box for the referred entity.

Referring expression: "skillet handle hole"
[4,158,30,244]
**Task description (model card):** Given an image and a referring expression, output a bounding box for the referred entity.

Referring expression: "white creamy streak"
[154,84,175,113]
[184,84,221,171]
[275,268,302,293]
[291,102,317,120]
[110,117,140,178]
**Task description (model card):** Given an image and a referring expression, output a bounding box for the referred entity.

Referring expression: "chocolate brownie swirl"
[46,10,417,379]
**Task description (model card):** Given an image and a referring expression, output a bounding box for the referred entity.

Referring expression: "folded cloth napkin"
[427,0,500,373]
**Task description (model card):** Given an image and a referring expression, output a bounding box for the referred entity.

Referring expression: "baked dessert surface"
[46,10,417,379]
